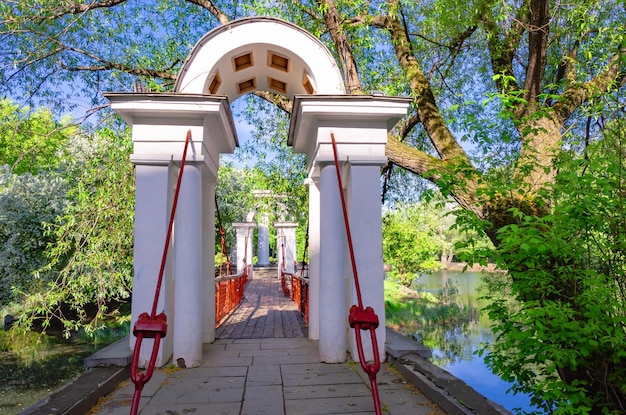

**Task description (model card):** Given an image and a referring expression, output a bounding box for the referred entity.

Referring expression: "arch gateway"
[105,17,410,369]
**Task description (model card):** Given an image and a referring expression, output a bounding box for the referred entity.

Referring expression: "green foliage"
[0,167,68,306]
[0,99,73,175]
[382,194,488,286]
[479,120,626,414]
[17,128,135,337]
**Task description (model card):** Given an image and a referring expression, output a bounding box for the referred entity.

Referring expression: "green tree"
[479,116,626,413]
[19,128,135,336]
[0,167,68,305]
[2,0,625,410]
[382,199,444,286]
[0,99,73,174]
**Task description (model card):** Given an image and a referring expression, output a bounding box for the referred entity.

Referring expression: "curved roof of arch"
[174,16,345,101]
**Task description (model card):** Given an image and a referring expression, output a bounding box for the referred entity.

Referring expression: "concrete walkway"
[88,276,445,415]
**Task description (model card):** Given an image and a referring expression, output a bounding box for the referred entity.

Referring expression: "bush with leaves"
[478,121,626,414]
[382,201,442,286]
[0,99,73,175]
[18,128,135,336]
[0,167,68,306]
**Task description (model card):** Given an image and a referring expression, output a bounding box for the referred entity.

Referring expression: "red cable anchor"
[349,305,382,409]
[129,130,191,415]
[130,312,167,411]
[330,132,383,415]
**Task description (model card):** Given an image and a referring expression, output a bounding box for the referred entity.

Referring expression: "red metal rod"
[329,132,363,308]
[151,130,192,317]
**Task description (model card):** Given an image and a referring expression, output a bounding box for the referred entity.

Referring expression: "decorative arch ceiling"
[174,17,346,101]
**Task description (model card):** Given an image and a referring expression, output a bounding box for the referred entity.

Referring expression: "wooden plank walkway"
[216,277,307,340]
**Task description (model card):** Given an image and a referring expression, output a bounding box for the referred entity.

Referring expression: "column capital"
[106,93,237,176]
[287,95,410,174]
[274,221,299,229]
[232,222,258,227]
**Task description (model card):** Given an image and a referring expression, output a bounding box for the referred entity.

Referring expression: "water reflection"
[411,270,537,414]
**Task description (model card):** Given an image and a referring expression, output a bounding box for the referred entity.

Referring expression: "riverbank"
[442,261,498,273]
[0,316,129,415]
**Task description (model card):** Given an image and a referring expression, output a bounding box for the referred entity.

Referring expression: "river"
[412,270,538,414]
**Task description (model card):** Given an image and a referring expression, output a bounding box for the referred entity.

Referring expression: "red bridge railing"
[280,268,309,324]
[215,265,250,327]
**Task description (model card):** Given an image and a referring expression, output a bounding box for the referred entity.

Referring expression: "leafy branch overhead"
[3,0,623,217]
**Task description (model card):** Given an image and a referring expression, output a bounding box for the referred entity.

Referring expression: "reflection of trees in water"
[411,280,484,366]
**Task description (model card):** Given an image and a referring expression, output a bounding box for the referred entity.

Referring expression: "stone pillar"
[318,163,347,363]
[130,160,175,368]
[306,177,321,341]
[173,162,203,368]
[107,93,237,368]
[345,163,386,361]
[288,95,411,363]
[233,222,256,273]
[275,222,298,277]
[257,214,270,267]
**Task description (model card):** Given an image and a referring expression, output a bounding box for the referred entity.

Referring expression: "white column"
[202,174,216,343]
[257,214,270,266]
[233,223,256,274]
[346,163,386,362]
[173,162,203,368]
[319,163,347,363]
[307,178,321,341]
[275,222,298,276]
[131,161,175,368]
[284,225,297,274]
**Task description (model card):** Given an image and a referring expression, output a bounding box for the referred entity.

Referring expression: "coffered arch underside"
[174,17,346,101]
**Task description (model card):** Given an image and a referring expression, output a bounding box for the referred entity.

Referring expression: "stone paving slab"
[90,338,445,415]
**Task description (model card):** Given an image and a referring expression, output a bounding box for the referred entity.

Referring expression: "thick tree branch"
[58,61,177,80]
[185,0,229,24]
[395,112,421,141]
[252,91,293,114]
[343,13,387,28]
[44,0,128,21]
[371,0,481,213]
[552,45,626,124]
[384,1,468,163]
[386,135,482,216]
[317,0,363,93]
[1,0,128,24]
[481,0,528,115]
[523,0,550,110]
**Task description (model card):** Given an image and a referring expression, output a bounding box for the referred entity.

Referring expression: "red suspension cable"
[330,132,382,415]
[129,130,192,415]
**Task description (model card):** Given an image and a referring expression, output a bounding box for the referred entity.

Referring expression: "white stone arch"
[107,16,410,370]
[174,16,345,100]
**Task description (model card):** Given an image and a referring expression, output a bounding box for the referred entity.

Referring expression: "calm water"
[412,270,538,414]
